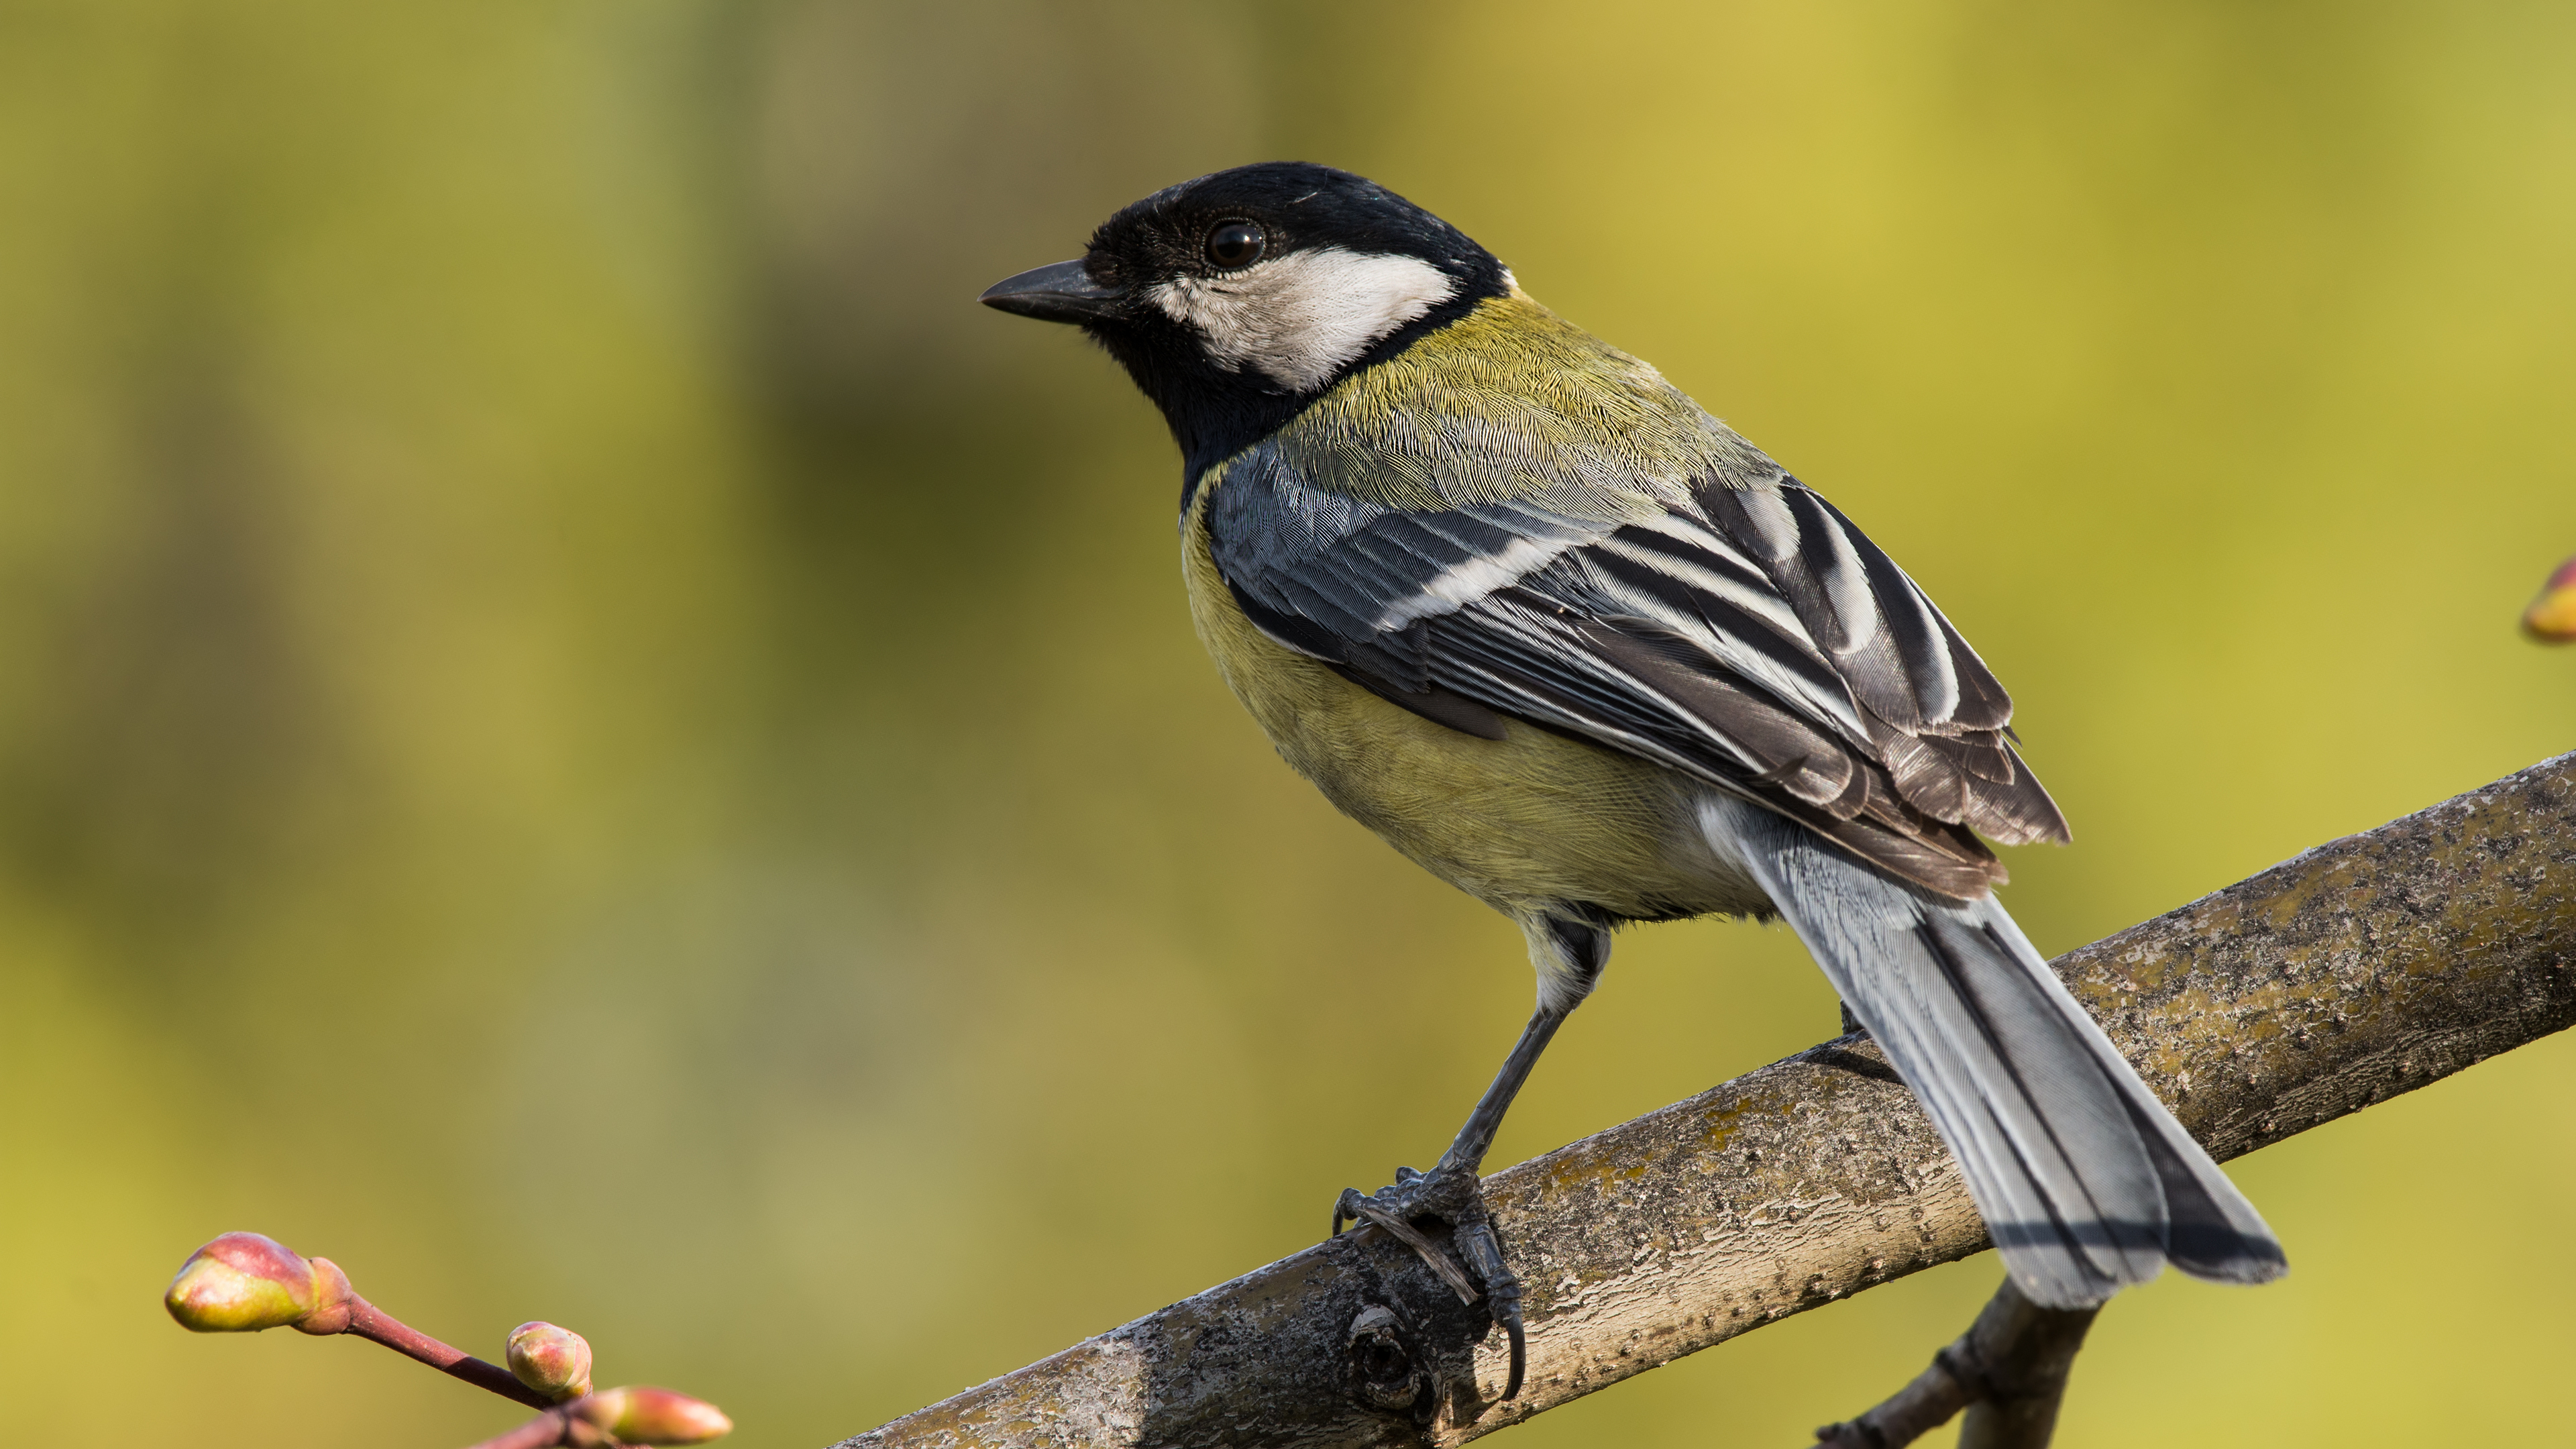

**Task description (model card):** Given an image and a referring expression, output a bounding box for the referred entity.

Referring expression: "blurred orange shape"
[2524,556,2576,643]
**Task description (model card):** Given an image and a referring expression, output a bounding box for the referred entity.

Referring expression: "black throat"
[1095,282,1500,505]
[1065,162,1511,507]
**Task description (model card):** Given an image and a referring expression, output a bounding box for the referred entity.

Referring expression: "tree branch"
[839,754,2576,1449]
[1813,1279,2097,1448]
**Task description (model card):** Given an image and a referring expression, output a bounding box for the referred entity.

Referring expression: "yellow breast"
[1179,473,1756,926]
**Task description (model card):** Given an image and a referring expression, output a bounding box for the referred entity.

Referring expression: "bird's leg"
[1332,1005,1566,1401]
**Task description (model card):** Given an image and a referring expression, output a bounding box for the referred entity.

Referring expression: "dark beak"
[979,260,1122,323]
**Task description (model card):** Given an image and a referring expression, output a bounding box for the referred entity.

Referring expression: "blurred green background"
[3,1,2572,1445]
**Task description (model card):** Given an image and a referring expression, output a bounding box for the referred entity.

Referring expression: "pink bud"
[297,1256,356,1334]
[571,1387,733,1444]
[2524,556,2576,643]
[506,1322,595,1402]
[164,1232,354,1334]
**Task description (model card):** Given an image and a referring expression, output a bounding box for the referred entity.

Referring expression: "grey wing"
[1206,441,2069,900]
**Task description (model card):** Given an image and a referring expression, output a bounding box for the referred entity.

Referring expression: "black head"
[981,162,1509,478]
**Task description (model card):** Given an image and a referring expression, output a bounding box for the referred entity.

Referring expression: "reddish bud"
[2525,556,2576,643]
[506,1321,594,1402]
[297,1256,357,1334]
[571,1387,733,1444]
[164,1232,356,1335]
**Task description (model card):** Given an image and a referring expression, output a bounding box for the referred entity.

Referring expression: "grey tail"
[1707,797,2286,1308]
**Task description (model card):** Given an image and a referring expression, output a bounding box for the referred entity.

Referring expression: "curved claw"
[1497,1297,1526,1402]
[1453,1218,1527,1401]
[1332,1188,1366,1240]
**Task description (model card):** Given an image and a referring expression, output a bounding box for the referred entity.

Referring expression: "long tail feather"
[1704,797,2286,1307]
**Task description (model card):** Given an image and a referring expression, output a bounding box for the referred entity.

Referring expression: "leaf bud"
[164,1232,355,1335]
[506,1321,594,1402]
[2524,555,2576,643]
[571,1386,733,1444]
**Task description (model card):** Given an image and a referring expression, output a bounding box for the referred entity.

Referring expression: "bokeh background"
[4,1,2573,1445]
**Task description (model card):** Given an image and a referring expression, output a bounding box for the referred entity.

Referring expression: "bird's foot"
[1332,1166,1525,1401]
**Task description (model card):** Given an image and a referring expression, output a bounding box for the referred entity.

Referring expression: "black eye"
[1205,220,1265,269]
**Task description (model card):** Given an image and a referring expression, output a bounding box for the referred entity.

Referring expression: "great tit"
[982,162,2284,1395]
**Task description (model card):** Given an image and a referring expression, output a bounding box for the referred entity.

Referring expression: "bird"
[980,161,2284,1397]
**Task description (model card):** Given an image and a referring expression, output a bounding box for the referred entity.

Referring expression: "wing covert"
[1201,437,2069,898]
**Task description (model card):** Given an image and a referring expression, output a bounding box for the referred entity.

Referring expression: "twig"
[836,752,2576,1449]
[458,1389,736,1449]
[164,1236,730,1446]
[345,1299,557,1410]
[1813,1280,2095,1448]
[465,1409,584,1449]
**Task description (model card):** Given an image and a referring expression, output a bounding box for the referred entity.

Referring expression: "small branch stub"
[1346,1304,1433,1423]
[1814,1281,2098,1449]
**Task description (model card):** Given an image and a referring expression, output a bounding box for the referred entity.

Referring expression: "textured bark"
[838,755,2576,1449]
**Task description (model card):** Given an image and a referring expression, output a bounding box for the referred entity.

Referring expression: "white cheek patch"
[1149,248,1457,392]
